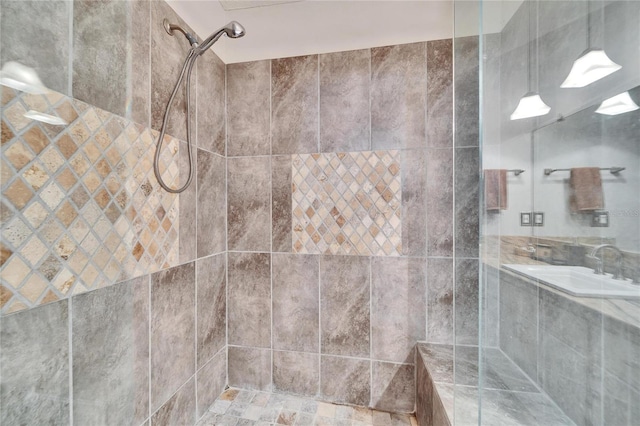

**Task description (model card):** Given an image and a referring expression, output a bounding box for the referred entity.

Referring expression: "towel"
[484,169,508,211]
[569,167,604,212]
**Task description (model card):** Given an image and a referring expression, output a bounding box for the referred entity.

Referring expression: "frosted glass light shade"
[0,61,48,94]
[561,49,622,88]
[510,92,551,120]
[595,91,640,116]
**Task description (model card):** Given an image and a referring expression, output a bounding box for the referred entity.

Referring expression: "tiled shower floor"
[197,388,418,426]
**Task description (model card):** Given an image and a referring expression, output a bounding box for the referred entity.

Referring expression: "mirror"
[532,85,640,253]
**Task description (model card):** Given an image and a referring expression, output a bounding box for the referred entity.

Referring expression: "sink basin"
[502,264,640,299]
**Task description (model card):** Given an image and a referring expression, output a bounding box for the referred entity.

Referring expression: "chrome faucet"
[588,244,624,280]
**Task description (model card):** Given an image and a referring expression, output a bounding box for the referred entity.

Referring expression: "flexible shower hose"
[153,49,197,194]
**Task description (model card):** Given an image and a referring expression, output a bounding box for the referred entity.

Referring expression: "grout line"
[68,0,74,97]
[451,32,457,425]
[369,48,372,151]
[317,256,322,397]
[194,257,199,413]
[369,256,373,408]
[227,344,414,367]
[147,1,152,128]
[224,59,230,389]
[68,298,74,425]
[269,57,274,393]
[317,54,320,154]
[148,273,152,422]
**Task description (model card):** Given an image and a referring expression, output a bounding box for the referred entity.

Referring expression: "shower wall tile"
[0,300,69,426]
[72,276,149,426]
[151,378,196,426]
[272,253,319,352]
[227,156,271,251]
[401,149,427,256]
[150,0,196,139]
[227,60,271,156]
[228,346,272,391]
[0,1,70,95]
[454,36,479,147]
[179,141,197,263]
[426,39,454,148]
[371,42,427,150]
[130,0,151,127]
[426,148,454,257]
[291,151,402,256]
[0,89,180,314]
[320,355,370,407]
[196,349,227,418]
[538,333,602,426]
[228,252,271,348]
[540,288,602,363]
[196,149,226,257]
[196,253,226,368]
[320,255,370,357]
[538,289,605,426]
[499,272,538,380]
[371,257,426,363]
[603,317,640,393]
[454,259,479,345]
[73,0,129,117]
[273,350,319,397]
[319,49,370,152]
[197,51,226,156]
[150,262,196,412]
[371,362,415,413]
[454,147,479,258]
[272,155,292,252]
[427,258,454,344]
[271,55,319,155]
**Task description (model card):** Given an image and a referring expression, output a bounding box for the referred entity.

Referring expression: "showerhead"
[224,21,245,39]
[198,21,245,54]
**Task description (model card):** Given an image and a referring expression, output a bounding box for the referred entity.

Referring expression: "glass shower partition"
[477,1,640,425]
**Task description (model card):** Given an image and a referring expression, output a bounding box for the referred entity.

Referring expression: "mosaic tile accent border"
[1,87,181,315]
[292,151,402,256]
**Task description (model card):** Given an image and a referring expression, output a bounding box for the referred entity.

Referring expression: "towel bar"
[508,169,525,176]
[544,167,625,176]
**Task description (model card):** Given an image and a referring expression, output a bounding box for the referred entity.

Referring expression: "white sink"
[502,264,640,299]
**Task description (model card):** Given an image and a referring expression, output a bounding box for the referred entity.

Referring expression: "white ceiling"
[166,0,521,64]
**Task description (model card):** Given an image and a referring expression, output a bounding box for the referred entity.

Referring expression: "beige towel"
[484,169,507,211]
[569,167,604,212]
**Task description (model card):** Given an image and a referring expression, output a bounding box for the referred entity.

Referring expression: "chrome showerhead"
[198,21,246,53]
[162,19,245,53]
[223,21,245,39]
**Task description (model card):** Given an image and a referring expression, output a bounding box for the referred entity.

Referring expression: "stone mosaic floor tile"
[197,388,417,426]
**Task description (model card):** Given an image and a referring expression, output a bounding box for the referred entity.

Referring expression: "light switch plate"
[520,212,532,226]
[592,211,609,227]
[533,212,544,227]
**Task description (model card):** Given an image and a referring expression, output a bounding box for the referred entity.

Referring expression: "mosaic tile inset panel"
[292,151,402,256]
[1,87,181,315]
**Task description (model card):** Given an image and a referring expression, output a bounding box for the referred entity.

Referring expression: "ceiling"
[166,0,520,64]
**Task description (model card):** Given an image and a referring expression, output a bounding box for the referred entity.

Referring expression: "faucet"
[588,244,624,280]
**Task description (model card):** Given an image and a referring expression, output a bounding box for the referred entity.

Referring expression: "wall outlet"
[592,211,609,227]
[520,212,532,226]
[533,212,544,227]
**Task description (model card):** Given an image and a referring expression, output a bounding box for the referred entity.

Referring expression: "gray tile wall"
[497,268,640,426]
[1,260,227,426]
[1,1,228,423]
[2,0,482,419]
[224,38,480,414]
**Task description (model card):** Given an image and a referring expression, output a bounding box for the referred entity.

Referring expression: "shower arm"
[163,19,198,48]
